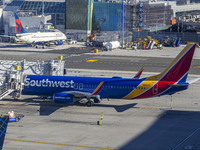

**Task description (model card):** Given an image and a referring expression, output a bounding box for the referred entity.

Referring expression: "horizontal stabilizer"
[170,84,188,87]
[187,78,200,84]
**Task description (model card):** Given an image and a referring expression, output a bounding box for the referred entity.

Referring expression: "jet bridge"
[0,56,65,100]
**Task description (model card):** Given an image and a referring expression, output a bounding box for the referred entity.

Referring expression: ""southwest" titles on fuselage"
[25,78,75,88]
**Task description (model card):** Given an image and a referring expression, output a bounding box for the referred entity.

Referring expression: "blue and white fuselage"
[22,75,144,99]
[21,44,198,106]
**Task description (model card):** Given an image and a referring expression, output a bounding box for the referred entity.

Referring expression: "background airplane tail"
[15,13,28,34]
[148,44,196,83]
[0,116,9,150]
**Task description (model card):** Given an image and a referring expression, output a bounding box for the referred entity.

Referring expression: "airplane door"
[152,84,158,94]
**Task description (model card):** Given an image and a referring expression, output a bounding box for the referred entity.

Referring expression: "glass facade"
[92,3,123,31]
[66,0,94,30]
[16,1,66,27]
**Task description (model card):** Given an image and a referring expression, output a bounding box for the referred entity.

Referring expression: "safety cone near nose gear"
[8,111,15,118]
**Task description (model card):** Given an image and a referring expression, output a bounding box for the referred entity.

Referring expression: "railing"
[0,85,15,100]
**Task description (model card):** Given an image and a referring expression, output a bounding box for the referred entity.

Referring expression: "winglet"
[15,12,28,34]
[133,66,144,79]
[0,116,9,150]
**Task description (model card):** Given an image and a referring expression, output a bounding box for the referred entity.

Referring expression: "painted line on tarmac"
[134,107,161,110]
[5,138,118,150]
[193,66,200,68]
[171,128,200,150]
[86,59,98,62]
[84,61,167,67]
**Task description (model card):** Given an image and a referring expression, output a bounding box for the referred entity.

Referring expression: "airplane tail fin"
[148,44,196,83]
[0,116,9,150]
[15,13,28,34]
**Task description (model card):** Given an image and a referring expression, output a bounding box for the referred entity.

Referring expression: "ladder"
[0,86,15,100]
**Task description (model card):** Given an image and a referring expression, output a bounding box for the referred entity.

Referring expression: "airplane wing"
[133,66,144,79]
[62,81,104,102]
[63,91,102,102]
[64,91,94,97]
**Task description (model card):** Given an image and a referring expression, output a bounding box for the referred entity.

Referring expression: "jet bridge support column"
[4,66,26,99]
[43,56,65,76]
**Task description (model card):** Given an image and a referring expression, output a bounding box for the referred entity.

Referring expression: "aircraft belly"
[22,86,68,96]
[100,89,132,99]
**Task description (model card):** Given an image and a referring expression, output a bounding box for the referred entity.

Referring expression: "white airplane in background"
[15,13,66,43]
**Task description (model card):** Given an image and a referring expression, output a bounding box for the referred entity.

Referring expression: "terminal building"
[1,0,172,36]
[66,0,94,37]
[1,0,65,35]
[1,0,200,40]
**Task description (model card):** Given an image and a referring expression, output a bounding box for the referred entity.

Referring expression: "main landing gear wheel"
[86,100,94,107]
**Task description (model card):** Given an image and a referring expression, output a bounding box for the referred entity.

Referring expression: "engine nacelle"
[53,93,74,104]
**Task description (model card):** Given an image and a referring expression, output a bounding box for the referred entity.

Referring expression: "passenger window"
[79,83,83,90]
[74,83,78,89]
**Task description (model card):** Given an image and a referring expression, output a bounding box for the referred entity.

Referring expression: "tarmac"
[1,79,200,150]
[0,42,200,150]
[89,44,200,60]
[1,42,200,59]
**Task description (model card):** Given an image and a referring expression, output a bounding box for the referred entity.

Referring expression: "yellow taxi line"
[5,138,118,150]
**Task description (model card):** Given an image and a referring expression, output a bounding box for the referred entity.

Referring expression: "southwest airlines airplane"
[15,13,66,43]
[21,44,198,106]
[0,116,9,150]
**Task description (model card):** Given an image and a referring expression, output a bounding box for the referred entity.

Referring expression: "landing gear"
[94,98,100,103]
[86,100,94,107]
[12,91,21,100]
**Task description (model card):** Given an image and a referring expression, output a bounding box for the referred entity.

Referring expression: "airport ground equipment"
[105,41,120,50]
[87,34,96,42]
[0,116,9,150]
[160,36,180,47]
[0,57,65,100]
[7,111,24,122]
[131,36,161,50]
